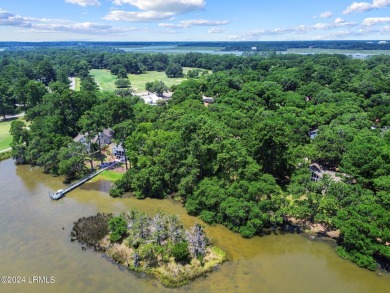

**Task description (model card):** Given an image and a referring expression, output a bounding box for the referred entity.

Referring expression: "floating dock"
[49,162,117,200]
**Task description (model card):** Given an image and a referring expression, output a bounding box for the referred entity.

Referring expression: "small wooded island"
[71,210,226,287]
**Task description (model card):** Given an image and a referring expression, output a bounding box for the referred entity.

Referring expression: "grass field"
[91,170,123,183]
[90,67,201,93]
[129,68,192,92]
[75,77,81,91]
[90,69,117,91]
[0,119,13,150]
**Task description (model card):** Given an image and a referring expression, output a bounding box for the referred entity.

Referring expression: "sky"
[0,0,390,42]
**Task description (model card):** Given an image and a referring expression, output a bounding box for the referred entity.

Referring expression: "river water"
[0,158,389,293]
[119,46,243,56]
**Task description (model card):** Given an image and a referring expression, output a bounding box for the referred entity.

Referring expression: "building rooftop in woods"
[73,128,113,145]
[309,163,344,182]
[137,91,172,105]
[202,96,214,104]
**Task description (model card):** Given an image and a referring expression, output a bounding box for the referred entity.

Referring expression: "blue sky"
[0,0,390,41]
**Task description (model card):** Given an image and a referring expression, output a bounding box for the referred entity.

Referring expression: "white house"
[112,143,126,161]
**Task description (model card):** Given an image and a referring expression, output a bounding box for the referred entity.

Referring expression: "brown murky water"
[0,159,389,293]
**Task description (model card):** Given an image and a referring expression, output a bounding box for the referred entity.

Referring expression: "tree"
[145,80,168,97]
[165,63,183,78]
[150,211,168,245]
[80,75,99,92]
[114,88,132,97]
[185,224,207,259]
[24,80,47,108]
[112,120,135,170]
[214,138,261,182]
[10,120,29,164]
[334,187,390,270]
[0,78,16,119]
[58,143,89,182]
[35,59,56,85]
[115,78,131,89]
[167,214,185,244]
[341,132,389,188]
[108,216,128,242]
[171,242,190,263]
[185,178,227,220]
[313,125,357,169]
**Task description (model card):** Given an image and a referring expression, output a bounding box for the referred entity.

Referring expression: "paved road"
[0,112,25,121]
[0,147,11,153]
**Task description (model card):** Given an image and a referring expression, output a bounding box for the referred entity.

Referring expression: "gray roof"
[309,163,343,182]
[73,128,113,144]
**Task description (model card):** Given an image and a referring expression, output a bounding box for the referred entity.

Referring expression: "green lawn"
[0,119,13,150]
[90,67,203,93]
[91,170,123,183]
[75,77,81,91]
[129,69,191,93]
[90,69,117,91]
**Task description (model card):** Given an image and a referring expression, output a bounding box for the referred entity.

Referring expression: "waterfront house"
[73,128,114,147]
[112,143,126,161]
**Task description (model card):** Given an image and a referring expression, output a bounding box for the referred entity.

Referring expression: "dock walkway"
[49,162,117,200]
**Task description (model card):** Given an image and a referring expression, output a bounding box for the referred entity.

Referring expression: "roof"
[309,163,343,182]
[102,128,113,138]
[73,128,113,144]
[202,96,214,103]
[73,133,85,143]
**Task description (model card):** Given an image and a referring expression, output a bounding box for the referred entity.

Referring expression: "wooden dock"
[49,162,117,200]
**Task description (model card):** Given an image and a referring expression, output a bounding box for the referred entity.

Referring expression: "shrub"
[171,242,190,263]
[109,216,128,242]
[199,210,216,224]
[109,187,124,198]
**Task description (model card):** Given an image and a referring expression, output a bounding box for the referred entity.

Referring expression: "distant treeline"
[1,40,390,51]
[211,40,390,51]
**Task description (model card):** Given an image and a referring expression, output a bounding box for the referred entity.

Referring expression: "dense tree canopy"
[4,47,390,271]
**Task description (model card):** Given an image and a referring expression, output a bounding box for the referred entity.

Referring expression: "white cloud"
[33,22,133,35]
[314,11,333,18]
[158,28,183,34]
[111,0,205,14]
[104,10,174,22]
[335,18,346,24]
[0,9,132,35]
[313,23,328,29]
[313,30,364,40]
[106,0,205,22]
[343,0,390,14]
[0,10,32,27]
[65,0,101,7]
[208,28,224,34]
[363,17,390,25]
[181,19,229,26]
[159,19,229,29]
[159,23,187,29]
[226,20,358,41]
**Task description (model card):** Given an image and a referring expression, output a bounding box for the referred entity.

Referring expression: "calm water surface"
[119,46,243,56]
[0,159,389,293]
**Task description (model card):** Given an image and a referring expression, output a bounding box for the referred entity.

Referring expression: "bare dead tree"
[185,224,207,259]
